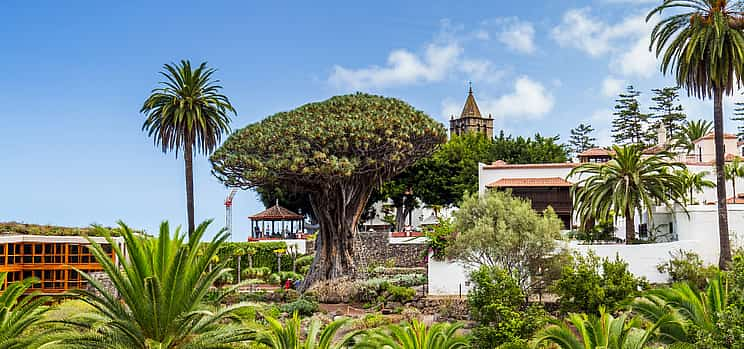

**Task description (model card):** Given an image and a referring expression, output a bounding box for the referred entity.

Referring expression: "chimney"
[658,123,667,146]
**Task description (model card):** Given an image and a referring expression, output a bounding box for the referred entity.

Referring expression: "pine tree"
[649,86,686,140]
[733,102,744,140]
[569,123,597,155]
[611,85,653,146]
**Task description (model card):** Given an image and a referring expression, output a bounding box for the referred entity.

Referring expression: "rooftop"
[483,160,580,170]
[578,148,614,157]
[249,203,303,220]
[486,177,573,188]
[0,222,120,237]
[692,132,738,144]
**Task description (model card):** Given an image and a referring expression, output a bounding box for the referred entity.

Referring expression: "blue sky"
[1,0,741,240]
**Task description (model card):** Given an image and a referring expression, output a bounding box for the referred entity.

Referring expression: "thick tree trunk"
[713,88,732,269]
[301,181,373,291]
[625,208,635,243]
[184,142,195,236]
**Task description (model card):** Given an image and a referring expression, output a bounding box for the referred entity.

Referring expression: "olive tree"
[448,190,565,293]
[211,93,445,288]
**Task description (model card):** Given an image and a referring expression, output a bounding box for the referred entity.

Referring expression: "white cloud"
[552,8,659,79]
[459,59,505,83]
[601,77,625,97]
[613,35,658,78]
[329,42,462,89]
[487,77,554,119]
[495,18,537,54]
[441,76,554,122]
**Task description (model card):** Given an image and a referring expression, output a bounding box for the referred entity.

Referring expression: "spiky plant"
[356,319,469,349]
[0,273,50,349]
[47,220,254,348]
[255,312,358,349]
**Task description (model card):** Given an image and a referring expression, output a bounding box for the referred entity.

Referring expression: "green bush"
[386,285,415,303]
[279,299,319,317]
[554,252,647,315]
[242,267,272,280]
[295,255,314,268]
[467,266,548,349]
[657,250,718,290]
[217,242,298,272]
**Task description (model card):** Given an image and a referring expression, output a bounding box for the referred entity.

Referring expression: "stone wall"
[86,271,117,297]
[355,231,428,268]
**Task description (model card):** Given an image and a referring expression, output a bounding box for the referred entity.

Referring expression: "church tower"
[449,84,493,139]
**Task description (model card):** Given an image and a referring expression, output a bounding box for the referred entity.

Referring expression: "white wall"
[428,256,472,296]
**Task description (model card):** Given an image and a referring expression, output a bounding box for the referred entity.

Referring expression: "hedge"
[217,241,308,273]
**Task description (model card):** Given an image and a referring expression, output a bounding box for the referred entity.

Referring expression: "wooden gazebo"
[249,203,304,239]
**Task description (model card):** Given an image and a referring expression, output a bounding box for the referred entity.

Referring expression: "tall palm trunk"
[184,142,195,236]
[625,207,635,242]
[713,88,731,269]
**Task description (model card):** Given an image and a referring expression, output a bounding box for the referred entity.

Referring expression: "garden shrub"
[554,252,647,315]
[295,255,314,268]
[217,242,297,272]
[352,313,392,330]
[242,267,272,280]
[468,265,549,349]
[279,299,319,317]
[386,285,415,303]
[657,250,718,290]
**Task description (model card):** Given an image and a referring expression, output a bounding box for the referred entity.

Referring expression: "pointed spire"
[460,82,482,118]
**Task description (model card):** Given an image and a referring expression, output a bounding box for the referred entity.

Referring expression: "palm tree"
[356,319,469,349]
[0,273,50,349]
[674,119,713,157]
[725,157,744,203]
[533,308,668,349]
[648,0,744,268]
[630,273,729,346]
[141,60,235,236]
[570,145,687,242]
[675,169,715,204]
[50,220,254,348]
[256,312,358,349]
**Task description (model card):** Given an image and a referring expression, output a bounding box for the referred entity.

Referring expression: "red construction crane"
[225,189,238,241]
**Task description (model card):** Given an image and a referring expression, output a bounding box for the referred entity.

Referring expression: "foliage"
[734,101,744,140]
[0,273,50,349]
[356,319,469,349]
[568,123,597,156]
[675,168,715,204]
[243,267,273,280]
[279,299,319,317]
[467,266,548,349]
[352,314,392,330]
[256,185,315,221]
[570,144,687,242]
[657,250,719,290]
[49,220,254,348]
[533,307,664,349]
[424,217,455,261]
[211,93,446,287]
[386,285,416,303]
[630,273,730,346]
[0,222,122,237]
[674,119,713,155]
[650,86,687,140]
[141,60,234,235]
[572,219,616,243]
[491,131,569,165]
[648,0,744,268]
[725,157,744,203]
[256,312,358,349]
[218,241,294,273]
[554,252,648,315]
[448,190,564,293]
[611,85,653,146]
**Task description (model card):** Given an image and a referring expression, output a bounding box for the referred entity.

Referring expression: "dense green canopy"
[211,93,445,191]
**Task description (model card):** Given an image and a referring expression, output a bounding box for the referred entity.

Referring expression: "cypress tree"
[611,85,653,146]
[650,86,686,140]
[569,123,597,155]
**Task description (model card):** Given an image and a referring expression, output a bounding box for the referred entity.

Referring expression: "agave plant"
[255,312,358,349]
[356,319,469,349]
[47,219,254,348]
[0,273,50,349]
[630,273,729,345]
[533,308,667,349]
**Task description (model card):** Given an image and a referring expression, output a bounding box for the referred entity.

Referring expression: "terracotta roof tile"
[249,204,303,220]
[483,161,580,169]
[578,148,614,157]
[642,145,667,154]
[486,177,573,188]
[692,132,738,144]
[727,193,744,204]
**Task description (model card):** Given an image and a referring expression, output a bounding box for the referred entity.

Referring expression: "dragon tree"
[211,93,446,288]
